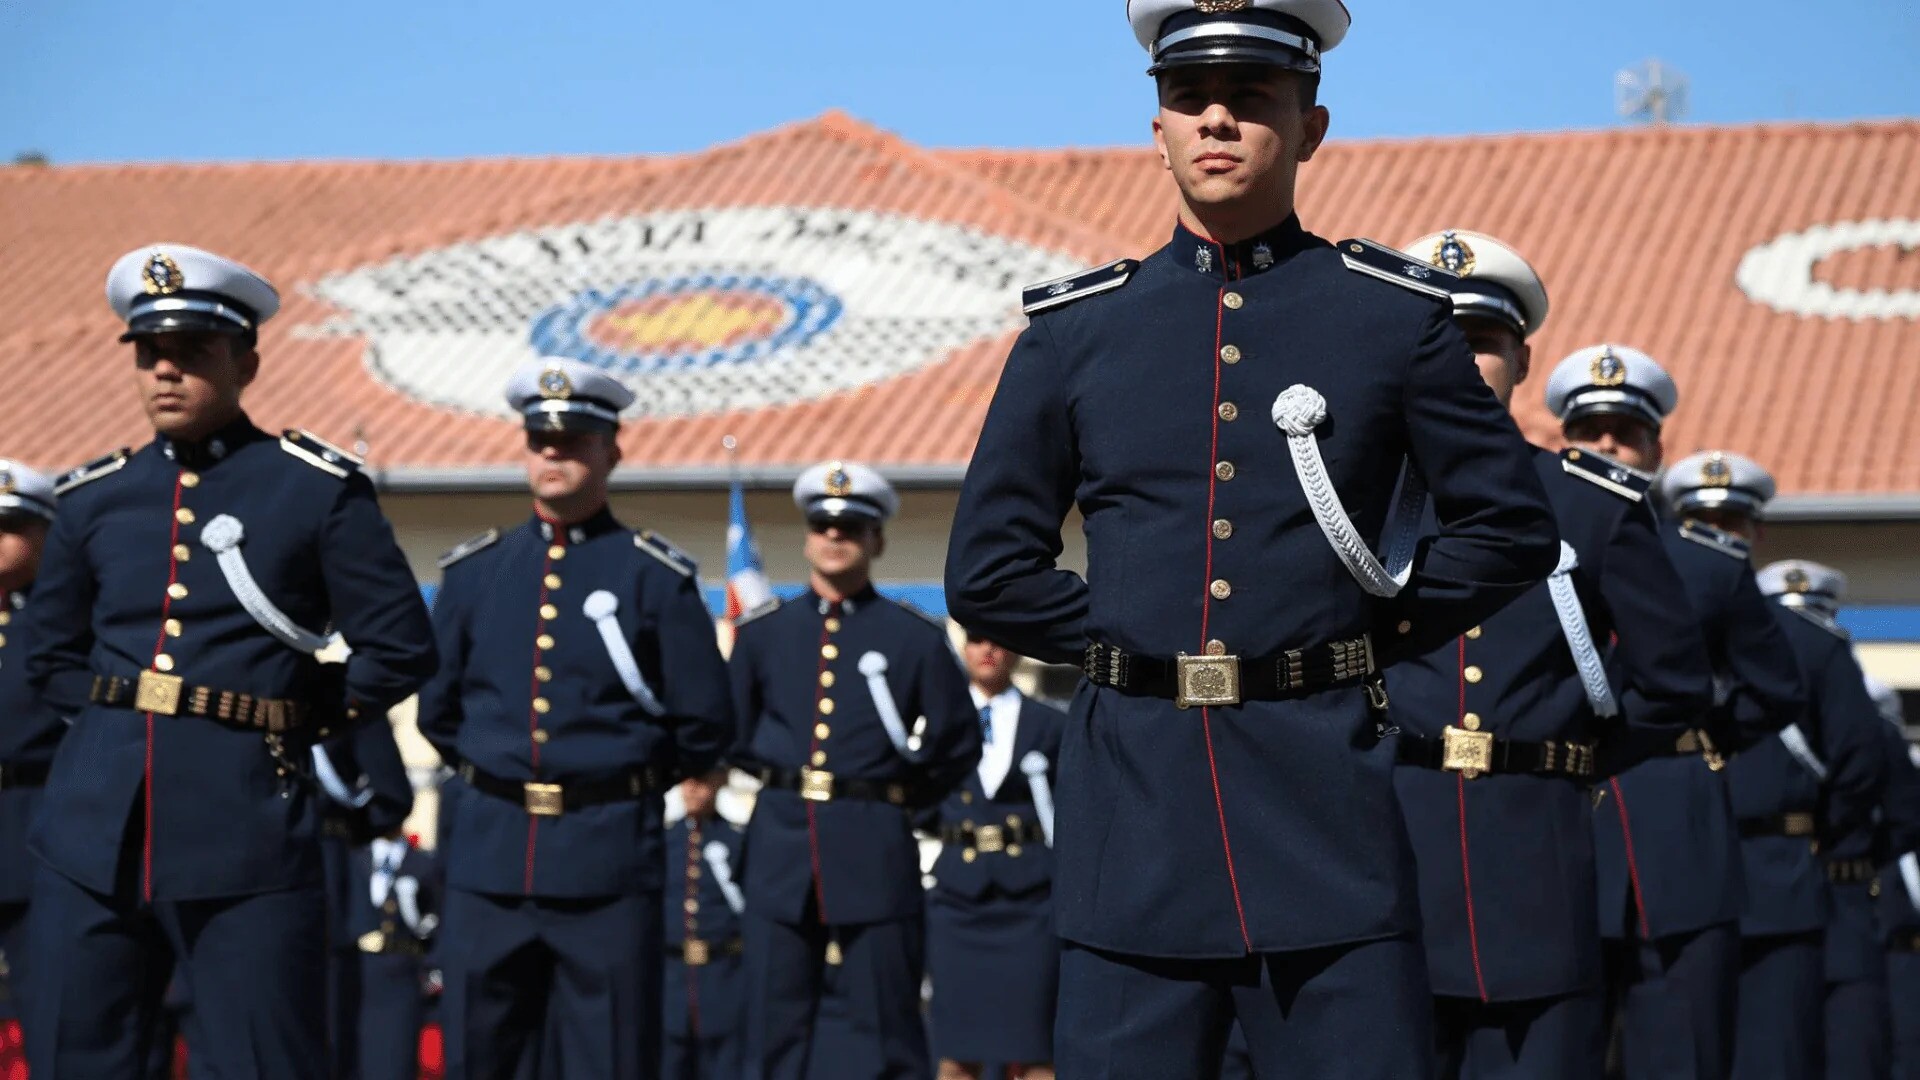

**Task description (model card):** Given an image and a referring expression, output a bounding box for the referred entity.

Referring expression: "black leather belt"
[1084,636,1379,709]
[1666,728,1730,770]
[456,760,671,817]
[1396,730,1597,779]
[90,672,314,734]
[0,760,51,791]
[1828,857,1878,885]
[1738,812,1819,839]
[937,818,1046,851]
[754,766,919,807]
[670,937,744,965]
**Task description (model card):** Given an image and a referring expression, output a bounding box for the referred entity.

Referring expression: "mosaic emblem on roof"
[303,207,1080,419]
[1737,219,1920,320]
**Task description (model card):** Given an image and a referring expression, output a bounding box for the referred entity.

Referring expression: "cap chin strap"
[1544,543,1619,718]
[583,591,666,716]
[1271,385,1423,598]
[200,515,346,658]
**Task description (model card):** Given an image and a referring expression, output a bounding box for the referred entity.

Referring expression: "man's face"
[0,516,49,591]
[1457,316,1530,409]
[1692,507,1759,542]
[132,332,258,440]
[1152,65,1329,218]
[1563,413,1663,471]
[803,517,882,579]
[679,771,726,820]
[524,430,620,503]
[963,637,1017,691]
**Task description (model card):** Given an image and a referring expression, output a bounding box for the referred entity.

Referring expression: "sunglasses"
[807,518,877,537]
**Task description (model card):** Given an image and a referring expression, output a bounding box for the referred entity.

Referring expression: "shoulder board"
[634,530,697,578]
[54,448,131,495]
[1022,259,1137,315]
[1559,448,1652,502]
[1785,604,1850,641]
[1678,518,1751,561]
[280,429,365,479]
[734,598,782,628]
[1337,238,1457,301]
[436,529,500,570]
[898,600,951,632]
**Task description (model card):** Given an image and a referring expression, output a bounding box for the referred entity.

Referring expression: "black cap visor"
[1561,390,1664,434]
[523,400,620,437]
[1149,12,1320,74]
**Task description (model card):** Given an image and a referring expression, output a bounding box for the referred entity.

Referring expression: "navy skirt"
[926,886,1058,1063]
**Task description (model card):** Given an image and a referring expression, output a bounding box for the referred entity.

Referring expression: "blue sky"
[3,0,1914,163]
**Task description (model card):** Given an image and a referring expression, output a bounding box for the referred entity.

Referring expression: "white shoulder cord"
[1271,385,1422,598]
[201,515,345,656]
[1544,542,1619,718]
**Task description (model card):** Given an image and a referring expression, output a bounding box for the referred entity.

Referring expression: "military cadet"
[417,356,734,1078]
[19,243,438,1077]
[730,460,980,1080]
[1551,356,1806,1080]
[1382,235,1711,1078]
[945,4,1562,1074]
[0,461,60,1048]
[661,768,748,1080]
[924,635,1066,1080]
[1867,678,1920,1080]
[350,830,439,1080]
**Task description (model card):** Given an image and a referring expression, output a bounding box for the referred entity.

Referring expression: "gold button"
[172,544,191,562]
[1397,620,1413,635]
[537,634,556,650]
[0,633,8,648]
[825,618,842,633]
[685,899,699,914]
[822,644,840,660]
[544,574,562,590]
[540,604,559,620]
[1210,579,1232,600]
[688,865,702,879]
[165,619,182,637]
[1464,666,1484,684]
[963,849,977,863]
[1465,626,1483,640]
[1212,519,1233,540]
[1006,844,1022,858]
[819,698,835,715]
[533,697,551,713]
[0,612,9,626]
[1220,344,1241,364]
[811,750,828,766]
[532,729,549,744]
[535,666,552,682]
[960,791,973,804]
[820,671,836,688]
[1463,712,1482,731]
[175,507,195,525]
[1215,461,1235,481]
[1218,402,1239,422]
[548,545,566,560]
[1223,292,1244,310]
[815,722,831,739]
[153,654,174,672]
[179,472,200,488]
[167,583,189,600]
[1205,639,1228,656]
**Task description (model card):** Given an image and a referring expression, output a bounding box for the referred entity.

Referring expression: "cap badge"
[1252,242,1274,271]
[141,252,184,296]
[1195,0,1251,11]
[1701,452,1734,488]
[1432,231,1477,276]
[1195,246,1214,274]
[0,470,13,495]
[825,462,852,498]
[1783,567,1811,594]
[1589,346,1627,387]
[538,366,573,400]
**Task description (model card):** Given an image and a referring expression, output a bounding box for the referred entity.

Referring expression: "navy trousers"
[1056,936,1434,1080]
[1888,952,1920,1080]
[24,863,326,1080]
[663,1030,743,1080]
[1433,992,1607,1080]
[1604,921,1739,1080]
[1825,975,1892,1080]
[440,888,662,1080]
[359,950,427,1080]
[1729,933,1824,1080]
[744,906,929,1080]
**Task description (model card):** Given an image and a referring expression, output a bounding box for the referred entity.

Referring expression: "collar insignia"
[1252,242,1274,271]
[1195,246,1214,274]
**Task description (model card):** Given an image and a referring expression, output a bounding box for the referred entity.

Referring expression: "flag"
[724,479,773,621]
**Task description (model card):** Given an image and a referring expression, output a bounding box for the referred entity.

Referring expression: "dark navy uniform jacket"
[1388,447,1709,1002]
[1728,604,1883,940]
[319,720,416,952]
[1593,521,1805,939]
[663,812,747,1040]
[1874,726,1920,947]
[925,693,1065,902]
[946,218,1559,958]
[418,508,733,899]
[728,588,980,926]
[23,417,436,900]
[0,587,65,904]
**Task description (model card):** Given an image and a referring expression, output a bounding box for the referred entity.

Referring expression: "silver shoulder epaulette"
[55,448,131,495]
[437,529,500,569]
[1679,518,1751,561]
[1560,448,1652,502]
[635,530,697,578]
[734,598,782,627]
[1022,259,1137,315]
[1337,238,1456,301]
[281,429,365,479]
[1785,604,1850,641]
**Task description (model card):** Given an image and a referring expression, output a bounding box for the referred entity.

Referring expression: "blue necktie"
[979,704,994,745]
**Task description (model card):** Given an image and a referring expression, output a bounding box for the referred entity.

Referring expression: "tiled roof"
[3,114,1917,504]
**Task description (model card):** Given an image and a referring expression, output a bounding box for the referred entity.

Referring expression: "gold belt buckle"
[1782,811,1816,837]
[1441,725,1495,779]
[974,824,1005,854]
[800,768,835,802]
[683,938,711,966]
[135,670,185,716]
[523,782,565,816]
[1174,653,1241,710]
